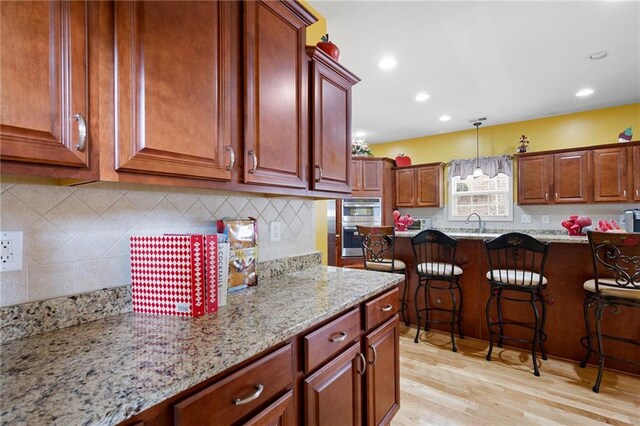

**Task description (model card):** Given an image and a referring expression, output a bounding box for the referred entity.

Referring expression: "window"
[449,173,513,221]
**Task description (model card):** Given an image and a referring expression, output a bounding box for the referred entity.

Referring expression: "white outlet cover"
[269,221,281,242]
[1,231,23,272]
[541,215,550,224]
[521,214,532,224]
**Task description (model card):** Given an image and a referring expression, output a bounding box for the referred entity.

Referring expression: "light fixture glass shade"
[473,167,484,178]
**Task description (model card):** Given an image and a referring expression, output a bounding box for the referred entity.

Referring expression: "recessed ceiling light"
[354,131,366,138]
[575,88,594,97]
[378,56,397,70]
[439,115,451,122]
[587,51,607,61]
[415,92,430,102]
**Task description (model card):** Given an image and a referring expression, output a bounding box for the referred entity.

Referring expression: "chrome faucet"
[465,212,485,233]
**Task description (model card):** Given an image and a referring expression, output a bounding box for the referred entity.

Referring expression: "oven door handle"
[343,226,358,231]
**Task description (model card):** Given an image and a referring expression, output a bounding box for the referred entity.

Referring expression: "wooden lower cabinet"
[244,390,295,426]
[304,343,363,425]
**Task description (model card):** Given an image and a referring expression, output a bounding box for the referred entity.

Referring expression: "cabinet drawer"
[364,287,399,331]
[304,308,361,373]
[174,344,293,425]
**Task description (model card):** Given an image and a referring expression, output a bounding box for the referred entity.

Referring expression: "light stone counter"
[395,230,588,244]
[0,266,403,426]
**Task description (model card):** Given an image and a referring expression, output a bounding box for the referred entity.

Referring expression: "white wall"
[0,176,316,306]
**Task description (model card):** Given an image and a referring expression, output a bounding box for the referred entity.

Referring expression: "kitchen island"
[1,266,403,425]
[394,230,640,375]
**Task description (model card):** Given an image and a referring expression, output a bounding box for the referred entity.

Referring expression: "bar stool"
[357,225,409,326]
[484,232,549,376]
[411,229,464,352]
[579,231,640,393]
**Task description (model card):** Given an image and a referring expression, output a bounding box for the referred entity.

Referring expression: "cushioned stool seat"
[367,259,407,272]
[583,279,640,300]
[486,269,548,286]
[418,262,463,276]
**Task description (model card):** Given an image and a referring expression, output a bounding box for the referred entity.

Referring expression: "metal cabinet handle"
[248,150,258,174]
[233,384,264,405]
[555,193,558,200]
[73,113,87,152]
[226,145,235,171]
[622,190,627,198]
[636,189,639,198]
[315,165,323,182]
[329,331,347,342]
[356,353,366,375]
[381,304,393,312]
[369,344,377,365]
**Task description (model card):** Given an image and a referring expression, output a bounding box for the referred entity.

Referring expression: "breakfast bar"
[394,230,640,375]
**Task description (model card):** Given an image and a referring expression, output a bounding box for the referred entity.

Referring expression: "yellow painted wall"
[373,103,640,163]
[300,0,327,46]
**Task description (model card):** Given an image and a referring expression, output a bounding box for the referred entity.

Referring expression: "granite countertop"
[1,266,403,426]
[395,230,588,244]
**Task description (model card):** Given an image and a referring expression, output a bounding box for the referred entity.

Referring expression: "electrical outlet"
[541,215,549,224]
[436,215,443,223]
[521,214,532,224]
[269,221,281,242]
[619,215,626,227]
[1,231,23,272]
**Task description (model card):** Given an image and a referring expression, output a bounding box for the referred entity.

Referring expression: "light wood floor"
[393,327,640,426]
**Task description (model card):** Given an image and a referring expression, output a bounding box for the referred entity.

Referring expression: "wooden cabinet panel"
[362,160,383,192]
[351,160,363,192]
[395,168,416,207]
[633,146,640,201]
[244,1,310,188]
[593,147,628,202]
[308,48,359,193]
[304,308,361,373]
[244,390,295,426]
[1,1,90,168]
[114,1,231,180]
[517,155,552,204]
[174,344,293,425]
[553,151,590,203]
[304,342,362,426]
[416,165,443,207]
[365,315,400,426]
[364,287,399,331]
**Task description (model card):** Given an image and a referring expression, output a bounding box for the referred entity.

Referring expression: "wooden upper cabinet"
[1,1,90,169]
[114,1,232,180]
[244,1,314,188]
[394,168,416,207]
[308,47,359,193]
[517,155,552,204]
[416,164,443,207]
[351,160,363,192]
[362,160,383,192]
[593,147,628,202]
[633,145,640,201]
[553,151,590,203]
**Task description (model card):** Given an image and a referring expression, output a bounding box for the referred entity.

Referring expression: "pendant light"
[472,121,485,178]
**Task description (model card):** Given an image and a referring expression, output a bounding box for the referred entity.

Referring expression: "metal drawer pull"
[329,331,347,342]
[233,384,264,405]
[369,344,377,365]
[544,193,548,201]
[226,145,235,171]
[315,165,323,182]
[73,113,87,152]
[622,190,627,198]
[381,304,393,312]
[248,150,258,174]
[357,353,366,375]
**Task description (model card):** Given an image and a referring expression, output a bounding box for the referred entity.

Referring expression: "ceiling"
[314,1,640,144]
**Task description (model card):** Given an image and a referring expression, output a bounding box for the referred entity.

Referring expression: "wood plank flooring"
[393,327,640,425]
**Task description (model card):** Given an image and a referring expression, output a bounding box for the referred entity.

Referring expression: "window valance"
[447,155,513,179]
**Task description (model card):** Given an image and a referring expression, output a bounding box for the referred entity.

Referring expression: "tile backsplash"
[0,176,316,307]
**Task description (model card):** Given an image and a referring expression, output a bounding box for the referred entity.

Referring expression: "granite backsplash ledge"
[0,251,322,343]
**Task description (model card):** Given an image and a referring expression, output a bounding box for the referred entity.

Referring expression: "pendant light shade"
[473,121,485,179]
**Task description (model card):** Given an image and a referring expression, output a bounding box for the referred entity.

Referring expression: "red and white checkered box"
[130,235,218,317]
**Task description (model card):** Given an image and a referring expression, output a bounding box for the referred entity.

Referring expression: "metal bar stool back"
[357,225,410,325]
[484,232,550,376]
[411,229,464,351]
[579,231,640,392]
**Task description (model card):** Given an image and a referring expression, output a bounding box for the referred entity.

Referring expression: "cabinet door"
[309,53,356,193]
[365,315,400,426]
[304,343,363,426]
[114,1,231,180]
[244,390,295,426]
[1,1,89,168]
[351,160,363,191]
[517,155,552,204]
[362,160,383,192]
[244,1,308,188]
[395,168,416,207]
[593,147,629,202]
[416,165,443,207]
[553,151,590,203]
[633,146,640,201]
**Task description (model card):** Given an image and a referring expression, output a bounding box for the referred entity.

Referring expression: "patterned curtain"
[447,155,513,179]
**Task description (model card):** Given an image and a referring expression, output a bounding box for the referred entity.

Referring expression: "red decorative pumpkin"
[317,34,340,62]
